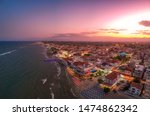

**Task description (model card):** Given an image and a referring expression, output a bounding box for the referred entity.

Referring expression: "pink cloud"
[138,30,150,35]
[98,28,127,34]
[131,29,150,36]
[139,20,150,27]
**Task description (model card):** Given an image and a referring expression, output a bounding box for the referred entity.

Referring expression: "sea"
[0,41,76,99]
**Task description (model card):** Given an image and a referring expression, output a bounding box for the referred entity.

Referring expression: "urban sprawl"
[43,42,150,99]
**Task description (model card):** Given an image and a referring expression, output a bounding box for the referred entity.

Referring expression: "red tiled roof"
[63,57,73,61]
[105,72,119,80]
[126,66,134,72]
[130,82,143,90]
[102,82,113,87]
[73,61,88,66]
[81,55,89,59]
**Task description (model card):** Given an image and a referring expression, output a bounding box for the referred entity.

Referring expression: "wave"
[49,87,55,99]
[54,62,61,78]
[50,83,54,86]
[41,78,47,84]
[70,88,77,97]
[56,66,61,77]
[0,50,16,56]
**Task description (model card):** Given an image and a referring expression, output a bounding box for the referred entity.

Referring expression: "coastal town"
[43,41,150,99]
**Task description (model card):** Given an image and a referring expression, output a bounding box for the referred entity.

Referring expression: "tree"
[96,70,104,76]
[103,87,110,93]
[98,78,104,84]
[121,56,131,64]
[114,55,121,61]
[122,85,130,91]
[84,53,91,56]
[90,73,94,77]
[113,90,117,93]
[133,78,140,83]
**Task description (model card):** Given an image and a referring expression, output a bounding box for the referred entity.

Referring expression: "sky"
[0,0,150,41]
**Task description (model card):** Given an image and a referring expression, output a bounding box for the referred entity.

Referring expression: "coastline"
[40,42,79,99]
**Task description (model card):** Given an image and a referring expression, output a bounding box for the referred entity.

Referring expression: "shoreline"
[41,42,79,98]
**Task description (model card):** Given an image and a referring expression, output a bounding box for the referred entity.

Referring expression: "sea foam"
[0,50,16,56]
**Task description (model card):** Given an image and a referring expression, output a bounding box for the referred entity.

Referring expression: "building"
[100,62,112,70]
[102,72,120,87]
[143,82,150,98]
[119,65,134,76]
[133,65,145,78]
[119,51,127,58]
[143,67,150,98]
[129,82,143,96]
[143,67,150,80]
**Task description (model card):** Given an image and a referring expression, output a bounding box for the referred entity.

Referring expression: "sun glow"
[107,11,150,38]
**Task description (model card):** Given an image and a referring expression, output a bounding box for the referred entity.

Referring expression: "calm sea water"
[0,42,76,99]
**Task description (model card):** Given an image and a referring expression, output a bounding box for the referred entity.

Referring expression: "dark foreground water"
[0,42,76,99]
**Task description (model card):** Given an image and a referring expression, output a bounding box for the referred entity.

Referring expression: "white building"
[129,82,143,96]
[133,65,145,78]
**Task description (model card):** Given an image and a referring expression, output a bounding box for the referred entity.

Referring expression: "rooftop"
[105,72,120,80]
[135,65,145,71]
[146,67,150,72]
[130,82,143,90]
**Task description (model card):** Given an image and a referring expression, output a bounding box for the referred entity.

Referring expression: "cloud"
[80,31,99,35]
[49,33,92,41]
[98,28,127,34]
[139,20,150,27]
[138,30,150,35]
[98,28,127,31]
[80,29,126,36]
[132,30,150,35]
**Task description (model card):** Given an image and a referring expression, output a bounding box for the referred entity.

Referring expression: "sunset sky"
[0,0,150,41]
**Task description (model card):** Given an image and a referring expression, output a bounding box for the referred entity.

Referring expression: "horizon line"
[1,40,150,43]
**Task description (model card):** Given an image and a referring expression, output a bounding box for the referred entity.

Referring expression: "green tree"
[98,78,104,84]
[133,78,140,83]
[103,87,110,93]
[84,53,91,56]
[113,90,117,93]
[90,73,94,77]
[122,85,130,91]
[96,70,104,77]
